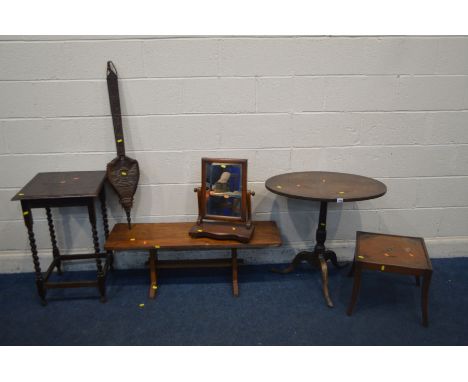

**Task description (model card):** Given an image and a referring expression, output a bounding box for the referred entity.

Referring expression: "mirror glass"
[205,162,242,217]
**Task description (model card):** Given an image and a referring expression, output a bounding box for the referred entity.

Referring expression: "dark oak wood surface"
[265,171,387,307]
[12,171,111,304]
[12,171,106,201]
[348,231,432,326]
[189,221,255,243]
[265,171,387,202]
[105,221,281,251]
[105,221,281,299]
[356,231,431,270]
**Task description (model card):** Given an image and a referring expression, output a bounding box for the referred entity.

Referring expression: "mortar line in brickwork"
[3,205,468,224]
[2,109,468,121]
[0,112,292,121]
[2,143,468,157]
[2,73,468,82]
[0,147,292,157]
[0,36,321,43]
[3,36,467,42]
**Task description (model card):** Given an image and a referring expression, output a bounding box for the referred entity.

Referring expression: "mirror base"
[189,221,255,243]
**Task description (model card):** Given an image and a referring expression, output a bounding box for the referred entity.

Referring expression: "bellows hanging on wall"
[105,61,140,229]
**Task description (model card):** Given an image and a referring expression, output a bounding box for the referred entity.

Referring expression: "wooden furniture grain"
[190,158,255,243]
[265,171,387,307]
[347,231,433,327]
[105,221,281,298]
[11,171,113,305]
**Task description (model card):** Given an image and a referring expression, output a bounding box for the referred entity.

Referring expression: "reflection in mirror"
[205,162,242,217]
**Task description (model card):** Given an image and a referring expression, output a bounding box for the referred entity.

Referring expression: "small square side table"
[347,231,433,326]
[11,171,113,305]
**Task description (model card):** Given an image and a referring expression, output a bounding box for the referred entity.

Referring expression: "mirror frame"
[199,157,248,223]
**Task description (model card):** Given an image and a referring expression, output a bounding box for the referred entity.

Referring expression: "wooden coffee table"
[347,231,433,326]
[105,221,281,298]
[265,171,386,307]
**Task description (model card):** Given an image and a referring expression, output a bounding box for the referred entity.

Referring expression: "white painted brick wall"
[1,36,468,272]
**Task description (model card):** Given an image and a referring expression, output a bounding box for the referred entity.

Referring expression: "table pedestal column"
[273,201,342,307]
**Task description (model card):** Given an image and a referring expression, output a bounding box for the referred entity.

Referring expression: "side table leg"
[21,202,47,305]
[99,187,114,272]
[315,201,334,307]
[148,249,158,299]
[421,271,432,327]
[316,253,333,308]
[88,200,106,303]
[46,207,62,275]
[271,251,312,274]
[323,249,345,269]
[232,248,239,297]
[347,263,362,316]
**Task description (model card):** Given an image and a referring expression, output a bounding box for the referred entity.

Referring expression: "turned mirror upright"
[189,158,255,243]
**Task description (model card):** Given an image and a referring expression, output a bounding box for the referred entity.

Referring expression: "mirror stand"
[189,189,255,243]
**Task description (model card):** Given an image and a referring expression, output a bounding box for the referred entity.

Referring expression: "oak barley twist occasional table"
[265,171,387,307]
[11,171,113,305]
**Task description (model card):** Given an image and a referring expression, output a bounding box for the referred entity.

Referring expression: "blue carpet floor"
[1,258,467,345]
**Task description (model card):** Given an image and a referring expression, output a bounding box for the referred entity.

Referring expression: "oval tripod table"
[265,171,387,307]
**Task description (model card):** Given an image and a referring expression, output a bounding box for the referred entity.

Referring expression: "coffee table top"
[265,171,386,202]
[105,221,282,251]
[355,231,432,270]
[11,171,107,201]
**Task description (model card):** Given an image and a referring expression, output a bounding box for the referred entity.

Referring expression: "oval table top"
[265,171,387,202]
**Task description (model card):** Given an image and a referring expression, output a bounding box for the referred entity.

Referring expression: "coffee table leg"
[421,271,432,327]
[347,263,362,316]
[232,248,239,297]
[22,202,47,305]
[149,249,158,299]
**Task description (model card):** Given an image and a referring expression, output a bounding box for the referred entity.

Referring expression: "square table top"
[11,171,107,201]
[355,231,431,270]
[105,221,282,251]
